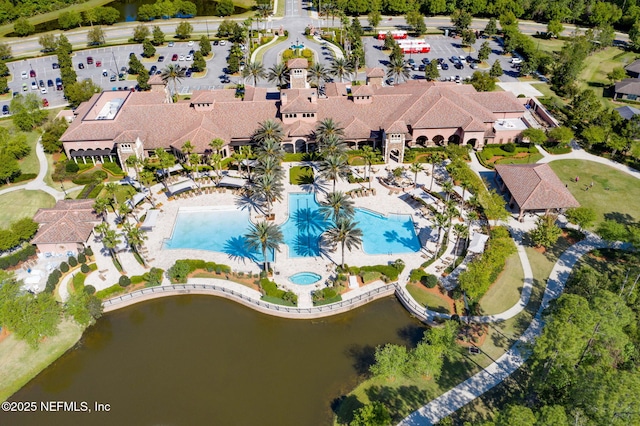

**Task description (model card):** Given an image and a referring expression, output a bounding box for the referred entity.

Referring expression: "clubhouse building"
[60,67,528,166]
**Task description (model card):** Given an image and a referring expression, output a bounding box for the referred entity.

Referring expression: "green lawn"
[0,190,55,228]
[406,282,451,314]
[0,319,83,402]
[289,165,314,185]
[17,131,42,176]
[529,35,565,54]
[548,159,640,227]
[478,253,524,315]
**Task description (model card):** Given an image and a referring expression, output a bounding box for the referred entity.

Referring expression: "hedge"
[95,284,127,299]
[72,170,108,185]
[10,173,37,184]
[0,244,36,269]
[102,162,124,176]
[131,275,145,284]
[142,267,163,286]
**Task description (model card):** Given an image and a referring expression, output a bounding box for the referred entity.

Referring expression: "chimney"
[281,91,287,105]
[309,91,317,104]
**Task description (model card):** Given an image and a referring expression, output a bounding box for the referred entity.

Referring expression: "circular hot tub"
[289,272,322,285]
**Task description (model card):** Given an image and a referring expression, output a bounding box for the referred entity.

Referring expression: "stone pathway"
[398,233,631,426]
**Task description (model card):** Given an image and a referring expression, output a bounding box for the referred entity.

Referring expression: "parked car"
[102,69,108,77]
[31,81,38,90]
[421,58,430,65]
[188,49,195,55]
[42,98,49,107]
[2,105,8,115]
[158,56,165,62]
[212,40,219,46]
[470,62,478,69]
[179,55,185,61]
[110,74,117,82]
[120,66,127,74]
[52,63,60,69]
[185,69,192,77]
[39,79,45,88]
[454,62,464,69]
[466,55,474,64]
[47,79,54,87]
[168,41,175,47]
[187,41,194,46]
[87,56,93,64]
[150,65,157,74]
[78,63,85,69]
[219,40,226,46]
[185,54,193,61]
[30,69,36,78]
[21,71,28,79]
[441,63,449,70]
[172,54,178,61]
[450,56,459,63]
[96,61,102,67]
[40,87,47,94]
[22,83,27,91]
[406,58,415,67]
[418,64,425,71]
[55,77,63,91]
[511,57,523,64]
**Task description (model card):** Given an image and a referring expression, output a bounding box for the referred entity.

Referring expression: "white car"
[179,55,185,61]
[21,71,28,79]
[187,41,194,47]
[31,81,38,90]
[511,57,523,64]
[40,87,47,94]
[185,54,193,61]
[219,40,226,46]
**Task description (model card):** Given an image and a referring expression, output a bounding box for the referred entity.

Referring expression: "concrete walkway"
[398,232,632,426]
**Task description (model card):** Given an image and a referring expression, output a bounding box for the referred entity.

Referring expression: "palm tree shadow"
[235,193,265,215]
[223,236,259,263]
[300,176,330,195]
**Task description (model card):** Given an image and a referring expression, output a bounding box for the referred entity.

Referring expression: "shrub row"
[102,162,124,176]
[0,244,36,269]
[77,182,103,199]
[0,218,38,252]
[261,278,298,305]
[458,227,516,300]
[543,142,572,155]
[71,170,108,185]
[168,259,231,283]
[347,260,405,282]
[11,173,37,184]
[95,284,127,299]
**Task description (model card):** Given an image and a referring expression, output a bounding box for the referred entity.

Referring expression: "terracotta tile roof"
[287,58,309,69]
[323,82,349,97]
[469,92,525,113]
[285,120,316,137]
[495,164,579,211]
[342,116,375,139]
[366,67,385,77]
[32,200,101,245]
[149,74,164,85]
[351,85,374,96]
[281,95,318,113]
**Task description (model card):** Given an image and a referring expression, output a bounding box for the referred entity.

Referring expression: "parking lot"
[2,41,233,112]
[363,35,520,84]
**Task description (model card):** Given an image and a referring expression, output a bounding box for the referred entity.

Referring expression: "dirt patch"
[487,156,502,164]
[513,152,529,158]
[190,269,261,291]
[0,327,9,344]
[457,323,489,347]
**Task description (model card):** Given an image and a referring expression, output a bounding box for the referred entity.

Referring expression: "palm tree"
[255,154,284,180]
[308,63,329,87]
[123,222,148,265]
[410,161,424,185]
[319,154,349,191]
[209,138,225,155]
[459,179,471,208]
[466,210,479,229]
[104,183,119,210]
[254,171,284,215]
[252,119,284,144]
[441,179,454,203]
[160,64,186,98]
[245,220,284,273]
[428,152,443,193]
[330,57,353,83]
[314,118,344,146]
[93,198,110,222]
[320,191,355,223]
[386,56,410,84]
[125,154,142,182]
[209,153,223,182]
[181,140,194,163]
[361,145,377,189]
[189,153,201,180]
[239,145,254,181]
[452,223,469,267]
[154,148,176,191]
[102,226,123,267]
[118,202,132,223]
[267,62,290,88]
[255,3,271,30]
[319,134,347,157]
[433,212,448,256]
[256,137,285,162]
[139,170,156,207]
[323,217,363,269]
[242,61,266,86]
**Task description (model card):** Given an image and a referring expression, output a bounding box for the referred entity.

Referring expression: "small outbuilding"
[494,163,579,220]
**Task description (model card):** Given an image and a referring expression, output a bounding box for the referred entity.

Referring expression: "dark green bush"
[65,161,79,173]
[421,274,438,288]
[78,253,87,263]
[451,287,463,300]
[60,262,69,272]
[84,246,93,256]
[11,173,37,183]
[102,161,124,176]
[119,275,131,287]
[260,278,286,298]
[72,170,108,185]
[282,291,298,305]
[80,263,90,273]
[84,285,96,295]
[502,143,516,153]
[168,260,190,283]
[145,267,164,286]
[68,256,78,267]
[409,268,427,282]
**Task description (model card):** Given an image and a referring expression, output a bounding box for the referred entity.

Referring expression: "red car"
[172,54,178,61]
[42,98,49,107]
[96,60,102,67]
[29,69,36,78]
[87,56,94,64]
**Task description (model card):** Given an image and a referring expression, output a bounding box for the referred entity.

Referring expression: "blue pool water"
[281,193,420,256]
[164,194,421,260]
[164,208,274,262]
[289,272,322,285]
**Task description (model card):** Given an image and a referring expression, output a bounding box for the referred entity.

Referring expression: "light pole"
[61,184,67,197]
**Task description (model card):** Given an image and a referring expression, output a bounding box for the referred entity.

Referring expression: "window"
[120,143,132,152]
[628,94,638,101]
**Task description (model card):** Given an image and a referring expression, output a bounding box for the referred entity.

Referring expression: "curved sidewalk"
[398,233,632,425]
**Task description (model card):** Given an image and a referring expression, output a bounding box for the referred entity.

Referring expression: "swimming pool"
[289,272,322,285]
[281,193,420,256]
[164,194,421,260]
[163,207,274,262]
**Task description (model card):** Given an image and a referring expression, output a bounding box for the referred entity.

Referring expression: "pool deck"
[122,162,466,308]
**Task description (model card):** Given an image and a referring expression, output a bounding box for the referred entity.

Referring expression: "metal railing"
[103,282,396,317]
[392,283,430,322]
